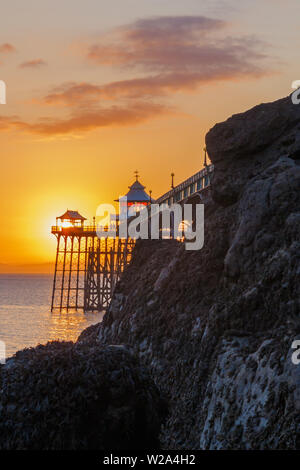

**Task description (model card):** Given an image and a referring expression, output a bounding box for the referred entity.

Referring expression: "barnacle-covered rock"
[0,342,165,450]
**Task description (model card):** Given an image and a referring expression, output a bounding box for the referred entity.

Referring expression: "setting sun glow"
[0,0,298,272]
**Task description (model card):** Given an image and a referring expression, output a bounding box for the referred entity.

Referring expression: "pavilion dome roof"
[58,210,86,221]
[125,179,151,203]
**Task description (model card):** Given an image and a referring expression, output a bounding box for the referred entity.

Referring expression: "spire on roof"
[115,173,155,204]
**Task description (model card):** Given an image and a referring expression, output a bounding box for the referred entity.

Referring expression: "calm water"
[0,274,104,358]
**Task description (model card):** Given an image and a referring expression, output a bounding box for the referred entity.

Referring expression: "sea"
[0,274,105,358]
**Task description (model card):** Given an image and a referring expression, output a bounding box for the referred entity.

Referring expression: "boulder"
[0,341,165,450]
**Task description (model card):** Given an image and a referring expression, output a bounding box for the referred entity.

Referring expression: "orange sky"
[0,0,299,270]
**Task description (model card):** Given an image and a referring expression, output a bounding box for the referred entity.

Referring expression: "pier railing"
[51,224,117,235]
[155,164,214,205]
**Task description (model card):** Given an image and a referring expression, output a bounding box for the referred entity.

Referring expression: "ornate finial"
[203,147,207,167]
[171,172,175,189]
[134,170,139,181]
[149,189,152,203]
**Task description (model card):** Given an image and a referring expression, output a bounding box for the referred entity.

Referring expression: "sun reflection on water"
[0,274,105,357]
[48,309,105,343]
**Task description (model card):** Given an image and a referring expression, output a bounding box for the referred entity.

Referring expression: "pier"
[51,162,213,312]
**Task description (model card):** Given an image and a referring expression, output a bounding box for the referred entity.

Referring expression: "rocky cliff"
[93,95,300,449]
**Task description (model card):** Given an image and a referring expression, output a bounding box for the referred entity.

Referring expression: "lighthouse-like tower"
[117,171,152,218]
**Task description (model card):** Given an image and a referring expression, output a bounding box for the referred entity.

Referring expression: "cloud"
[52,15,268,106]
[19,59,47,69]
[42,61,267,108]
[87,16,226,67]
[43,79,177,106]
[0,43,16,64]
[42,82,106,106]
[86,16,268,75]
[1,16,272,138]
[41,16,268,108]
[0,43,16,54]
[0,102,175,136]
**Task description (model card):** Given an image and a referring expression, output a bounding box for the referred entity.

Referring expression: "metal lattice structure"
[84,238,134,311]
[51,228,135,312]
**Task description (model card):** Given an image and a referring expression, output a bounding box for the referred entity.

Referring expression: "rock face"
[0,342,164,450]
[94,95,300,449]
